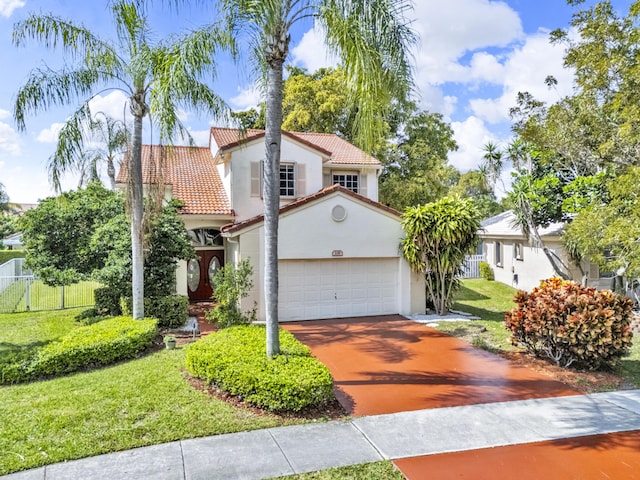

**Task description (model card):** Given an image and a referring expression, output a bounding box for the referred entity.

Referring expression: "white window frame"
[332,172,360,193]
[514,242,523,261]
[279,163,296,197]
[495,241,503,267]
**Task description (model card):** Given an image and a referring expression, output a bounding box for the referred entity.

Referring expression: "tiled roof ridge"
[221,184,401,235]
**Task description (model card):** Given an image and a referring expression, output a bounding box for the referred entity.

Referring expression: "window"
[495,241,502,267]
[514,242,523,261]
[280,164,295,197]
[332,173,359,193]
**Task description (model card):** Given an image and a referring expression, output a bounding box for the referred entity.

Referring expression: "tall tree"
[379,110,459,210]
[13,1,231,319]
[217,0,415,356]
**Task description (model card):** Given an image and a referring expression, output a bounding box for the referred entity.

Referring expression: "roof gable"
[117,145,231,216]
[221,184,400,235]
[210,127,380,166]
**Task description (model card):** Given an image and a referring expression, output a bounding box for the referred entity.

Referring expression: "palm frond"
[48,103,94,192]
[14,67,108,131]
[13,13,122,69]
[319,0,416,151]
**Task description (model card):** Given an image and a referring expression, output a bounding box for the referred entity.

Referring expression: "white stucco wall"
[222,140,324,221]
[232,192,424,321]
[482,237,590,291]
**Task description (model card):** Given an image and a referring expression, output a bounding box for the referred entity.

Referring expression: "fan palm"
[13,0,232,319]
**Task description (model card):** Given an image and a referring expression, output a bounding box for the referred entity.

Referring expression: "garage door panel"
[279,258,399,321]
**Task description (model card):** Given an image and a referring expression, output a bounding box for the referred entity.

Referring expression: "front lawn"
[0,310,305,476]
[433,278,518,352]
[440,279,640,389]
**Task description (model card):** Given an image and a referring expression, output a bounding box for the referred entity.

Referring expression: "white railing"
[0,258,30,294]
[462,254,485,279]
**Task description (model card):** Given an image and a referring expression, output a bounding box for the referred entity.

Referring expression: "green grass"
[0,308,80,358]
[16,280,100,312]
[433,278,518,352]
[274,461,405,479]
[441,278,640,388]
[0,310,305,475]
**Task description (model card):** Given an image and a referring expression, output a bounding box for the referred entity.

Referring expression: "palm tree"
[13,0,231,319]
[49,111,129,192]
[217,0,416,356]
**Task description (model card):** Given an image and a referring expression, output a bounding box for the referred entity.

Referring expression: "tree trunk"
[129,112,145,320]
[264,51,286,357]
[107,156,116,190]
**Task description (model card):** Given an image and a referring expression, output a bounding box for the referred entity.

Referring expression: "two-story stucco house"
[117,127,425,322]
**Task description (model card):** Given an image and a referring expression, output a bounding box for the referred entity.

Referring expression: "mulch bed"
[498,350,627,393]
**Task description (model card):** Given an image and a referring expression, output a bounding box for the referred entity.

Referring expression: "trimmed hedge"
[505,278,633,370]
[185,325,334,412]
[0,251,24,264]
[122,295,188,328]
[94,286,122,316]
[1,316,157,384]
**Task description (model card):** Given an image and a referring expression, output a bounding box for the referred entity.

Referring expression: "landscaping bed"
[445,279,640,393]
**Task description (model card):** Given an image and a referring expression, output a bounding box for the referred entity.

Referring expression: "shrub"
[122,295,188,328]
[504,278,633,370]
[206,259,257,328]
[185,325,334,412]
[0,251,24,264]
[1,316,157,384]
[479,261,494,281]
[94,286,122,316]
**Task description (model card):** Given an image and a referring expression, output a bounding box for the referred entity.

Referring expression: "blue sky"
[0,0,632,203]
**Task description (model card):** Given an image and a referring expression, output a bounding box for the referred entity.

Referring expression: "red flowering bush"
[504,277,633,370]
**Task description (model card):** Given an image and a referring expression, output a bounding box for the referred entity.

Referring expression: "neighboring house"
[117,127,425,322]
[479,210,606,292]
[1,232,23,250]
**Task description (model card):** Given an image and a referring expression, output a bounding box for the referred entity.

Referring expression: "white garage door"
[279,258,399,321]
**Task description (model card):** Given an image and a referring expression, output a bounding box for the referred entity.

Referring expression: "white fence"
[0,258,30,293]
[462,254,485,279]
[0,258,97,313]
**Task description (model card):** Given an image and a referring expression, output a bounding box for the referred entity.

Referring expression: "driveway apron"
[282,315,579,416]
[394,430,640,480]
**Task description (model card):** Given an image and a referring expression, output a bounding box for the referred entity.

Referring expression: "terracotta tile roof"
[117,145,231,216]
[221,184,400,235]
[210,127,381,166]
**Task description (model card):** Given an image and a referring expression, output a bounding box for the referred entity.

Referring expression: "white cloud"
[0,0,25,18]
[412,0,523,87]
[449,116,505,171]
[469,30,574,124]
[88,91,129,122]
[0,109,10,120]
[0,122,20,155]
[230,84,262,110]
[291,24,339,72]
[36,123,64,144]
[186,129,211,147]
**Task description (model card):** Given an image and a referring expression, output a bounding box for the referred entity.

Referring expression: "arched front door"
[187,250,224,302]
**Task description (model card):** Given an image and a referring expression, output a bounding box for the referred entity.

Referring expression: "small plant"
[185,325,334,412]
[164,335,177,350]
[206,259,257,328]
[505,278,633,370]
[479,261,494,281]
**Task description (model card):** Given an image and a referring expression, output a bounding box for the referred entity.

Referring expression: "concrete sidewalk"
[3,390,640,480]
